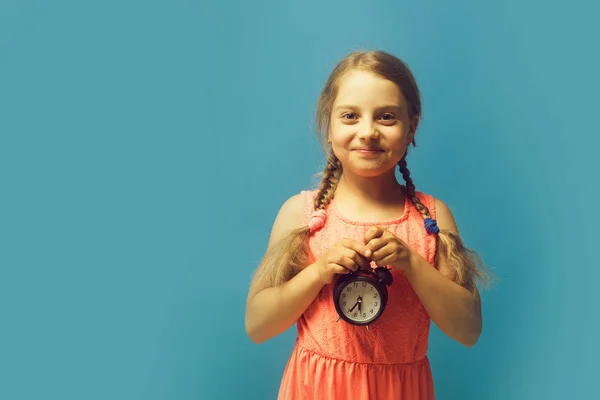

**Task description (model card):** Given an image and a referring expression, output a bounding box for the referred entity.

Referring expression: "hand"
[348,296,363,313]
[314,238,372,284]
[364,227,414,272]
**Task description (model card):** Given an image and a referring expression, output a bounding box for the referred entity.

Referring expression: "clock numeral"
[346,287,352,292]
[374,301,378,306]
[342,301,346,307]
[362,282,367,287]
[342,293,346,298]
[374,293,378,299]
[362,313,366,318]
[370,309,374,314]
[354,282,358,288]
[353,312,358,318]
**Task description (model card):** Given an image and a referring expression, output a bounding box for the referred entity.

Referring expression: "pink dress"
[277,189,438,399]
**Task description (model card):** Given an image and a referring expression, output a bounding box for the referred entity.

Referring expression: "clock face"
[335,278,384,324]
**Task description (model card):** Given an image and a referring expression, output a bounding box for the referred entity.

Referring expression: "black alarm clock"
[332,267,393,326]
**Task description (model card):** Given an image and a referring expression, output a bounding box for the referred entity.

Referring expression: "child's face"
[329,70,415,178]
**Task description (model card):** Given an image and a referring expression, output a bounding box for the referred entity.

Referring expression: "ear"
[408,116,419,146]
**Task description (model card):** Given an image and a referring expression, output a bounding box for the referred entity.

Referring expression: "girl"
[245,50,491,399]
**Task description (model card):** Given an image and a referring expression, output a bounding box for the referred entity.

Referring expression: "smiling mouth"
[354,149,384,158]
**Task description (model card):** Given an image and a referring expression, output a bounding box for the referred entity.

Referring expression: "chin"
[344,166,393,178]
[342,160,395,177]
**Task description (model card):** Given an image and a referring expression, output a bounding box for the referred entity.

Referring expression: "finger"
[331,265,352,275]
[371,243,395,265]
[365,237,387,253]
[364,226,385,244]
[375,254,397,269]
[343,248,371,270]
[357,255,371,270]
[341,238,372,259]
[333,256,360,272]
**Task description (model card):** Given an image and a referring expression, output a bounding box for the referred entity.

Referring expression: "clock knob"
[374,267,393,286]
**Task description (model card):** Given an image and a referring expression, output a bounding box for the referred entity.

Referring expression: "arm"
[403,199,482,347]
[244,194,325,344]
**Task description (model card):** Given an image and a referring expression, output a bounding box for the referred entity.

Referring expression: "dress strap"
[414,191,437,220]
[300,190,317,226]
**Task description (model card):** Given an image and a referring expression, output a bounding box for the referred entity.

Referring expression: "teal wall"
[1,1,598,399]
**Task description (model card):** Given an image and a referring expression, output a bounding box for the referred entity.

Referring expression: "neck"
[335,169,404,205]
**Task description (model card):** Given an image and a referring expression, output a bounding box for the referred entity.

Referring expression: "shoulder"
[267,191,311,248]
[273,193,305,228]
[432,197,459,232]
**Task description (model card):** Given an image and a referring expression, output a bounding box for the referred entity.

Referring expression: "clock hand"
[358,296,362,313]
[348,301,359,313]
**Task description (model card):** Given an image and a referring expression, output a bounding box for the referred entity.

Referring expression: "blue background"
[1,1,598,399]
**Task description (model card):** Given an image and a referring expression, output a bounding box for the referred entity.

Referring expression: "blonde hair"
[252,50,493,291]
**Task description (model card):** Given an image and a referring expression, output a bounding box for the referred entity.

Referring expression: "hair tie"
[424,218,440,234]
[308,209,327,234]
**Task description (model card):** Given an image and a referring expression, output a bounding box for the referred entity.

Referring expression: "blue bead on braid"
[424,218,440,234]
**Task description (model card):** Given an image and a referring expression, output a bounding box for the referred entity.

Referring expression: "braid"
[250,154,343,288]
[398,155,492,290]
[314,155,342,211]
[398,156,431,219]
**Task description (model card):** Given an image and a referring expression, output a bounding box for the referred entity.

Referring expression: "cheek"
[385,125,410,148]
[330,124,355,146]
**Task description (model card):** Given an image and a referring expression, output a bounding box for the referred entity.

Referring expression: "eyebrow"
[334,104,403,112]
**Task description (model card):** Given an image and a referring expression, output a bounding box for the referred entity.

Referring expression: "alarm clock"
[332,267,393,326]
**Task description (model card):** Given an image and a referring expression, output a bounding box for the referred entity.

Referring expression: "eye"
[342,112,358,120]
[379,113,398,125]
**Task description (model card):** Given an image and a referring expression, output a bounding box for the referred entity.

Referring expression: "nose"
[357,122,379,140]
